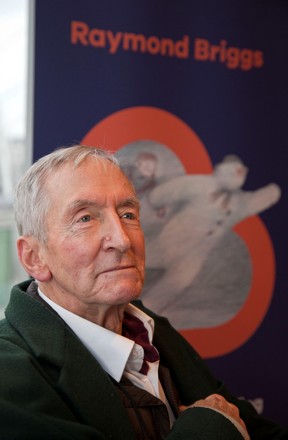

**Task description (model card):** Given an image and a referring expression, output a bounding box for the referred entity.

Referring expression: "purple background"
[32,0,288,426]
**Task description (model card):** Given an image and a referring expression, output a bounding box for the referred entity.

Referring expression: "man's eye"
[79,215,91,223]
[122,212,136,220]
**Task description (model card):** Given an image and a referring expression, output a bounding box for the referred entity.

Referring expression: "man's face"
[37,158,145,313]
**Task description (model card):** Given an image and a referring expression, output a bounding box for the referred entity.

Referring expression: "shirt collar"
[37,289,154,382]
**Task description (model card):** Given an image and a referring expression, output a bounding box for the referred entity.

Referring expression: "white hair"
[14,145,120,242]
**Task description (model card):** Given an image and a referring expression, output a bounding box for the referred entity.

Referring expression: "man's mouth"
[100,265,135,275]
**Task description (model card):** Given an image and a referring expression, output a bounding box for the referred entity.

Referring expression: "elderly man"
[0,145,286,439]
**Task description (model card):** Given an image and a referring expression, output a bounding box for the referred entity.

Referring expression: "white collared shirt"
[38,289,175,424]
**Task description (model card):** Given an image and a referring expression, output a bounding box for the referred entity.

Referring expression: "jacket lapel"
[133,299,218,403]
[6,283,135,439]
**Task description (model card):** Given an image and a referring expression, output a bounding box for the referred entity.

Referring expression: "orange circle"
[181,217,275,357]
[82,106,275,358]
[82,106,212,174]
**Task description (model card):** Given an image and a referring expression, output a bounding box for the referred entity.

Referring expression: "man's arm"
[180,393,250,440]
[168,404,247,440]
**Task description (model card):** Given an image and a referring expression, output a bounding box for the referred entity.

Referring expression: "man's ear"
[17,236,52,282]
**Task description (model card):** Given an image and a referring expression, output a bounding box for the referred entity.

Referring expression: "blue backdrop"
[32,0,288,426]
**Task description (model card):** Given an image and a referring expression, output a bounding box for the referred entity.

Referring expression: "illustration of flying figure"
[139,154,281,314]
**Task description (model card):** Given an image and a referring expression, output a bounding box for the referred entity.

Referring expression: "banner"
[32,0,288,425]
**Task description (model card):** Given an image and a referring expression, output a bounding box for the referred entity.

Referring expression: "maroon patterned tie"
[122,312,159,374]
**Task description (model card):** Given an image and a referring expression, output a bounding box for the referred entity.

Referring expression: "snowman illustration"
[118,143,281,327]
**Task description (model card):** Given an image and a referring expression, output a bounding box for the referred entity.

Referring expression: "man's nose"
[102,214,131,252]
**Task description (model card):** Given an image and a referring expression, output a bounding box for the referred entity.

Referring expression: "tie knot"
[122,312,159,374]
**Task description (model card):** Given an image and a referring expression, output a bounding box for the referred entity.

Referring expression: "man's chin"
[115,284,143,304]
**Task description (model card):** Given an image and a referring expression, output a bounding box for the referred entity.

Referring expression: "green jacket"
[0,280,286,439]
